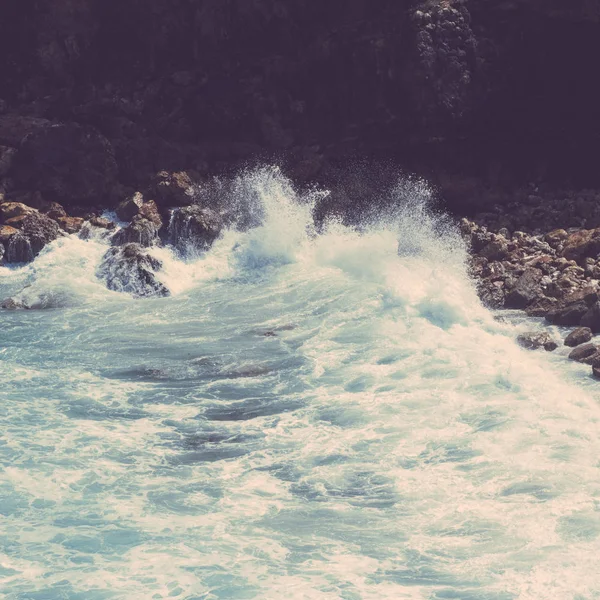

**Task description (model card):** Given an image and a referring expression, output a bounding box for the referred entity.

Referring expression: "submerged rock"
[517,331,558,352]
[97,243,169,298]
[169,205,223,254]
[564,327,593,348]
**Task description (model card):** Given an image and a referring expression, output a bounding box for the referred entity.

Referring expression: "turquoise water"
[1,170,600,599]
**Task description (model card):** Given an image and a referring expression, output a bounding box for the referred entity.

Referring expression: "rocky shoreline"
[462,190,600,379]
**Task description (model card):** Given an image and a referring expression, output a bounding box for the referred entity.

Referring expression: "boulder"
[546,287,599,327]
[564,327,593,348]
[116,192,144,222]
[3,212,62,261]
[56,216,85,234]
[568,343,600,364]
[580,301,600,334]
[517,331,558,352]
[12,123,118,208]
[0,202,36,223]
[111,216,159,248]
[42,202,67,219]
[169,205,223,254]
[561,229,600,263]
[96,243,169,298]
[151,171,195,207]
[504,268,543,309]
[89,216,116,230]
[116,192,162,227]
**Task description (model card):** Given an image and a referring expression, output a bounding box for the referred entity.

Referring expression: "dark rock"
[561,229,600,264]
[96,243,169,298]
[151,171,195,208]
[580,301,600,334]
[504,268,543,309]
[525,296,558,317]
[517,331,558,352]
[568,343,600,364]
[546,301,589,327]
[592,363,600,379]
[42,201,67,219]
[12,123,118,208]
[564,327,593,347]
[112,216,159,248]
[116,192,144,222]
[0,115,52,146]
[169,205,223,254]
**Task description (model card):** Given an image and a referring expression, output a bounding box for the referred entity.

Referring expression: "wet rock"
[0,202,36,223]
[89,216,116,230]
[97,243,169,298]
[151,171,195,208]
[546,301,589,327]
[568,343,600,364]
[580,301,600,334]
[3,212,61,260]
[504,268,543,309]
[169,205,223,254]
[564,327,593,348]
[116,192,144,222]
[525,296,558,317]
[12,123,118,208]
[517,331,558,352]
[112,216,159,248]
[56,216,85,234]
[592,363,600,379]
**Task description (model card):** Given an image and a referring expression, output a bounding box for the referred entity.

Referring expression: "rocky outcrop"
[96,243,169,298]
[168,205,223,254]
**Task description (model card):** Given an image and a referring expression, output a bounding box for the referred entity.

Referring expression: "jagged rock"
[152,171,195,207]
[0,202,36,223]
[112,216,159,248]
[517,331,558,352]
[3,212,62,260]
[545,229,568,248]
[12,123,118,208]
[504,268,543,309]
[546,288,599,326]
[561,229,600,263]
[97,243,169,298]
[56,216,85,234]
[116,192,144,221]
[564,327,593,347]
[117,192,163,228]
[42,202,67,219]
[169,205,223,253]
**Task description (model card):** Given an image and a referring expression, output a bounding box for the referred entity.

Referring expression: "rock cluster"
[464,192,600,379]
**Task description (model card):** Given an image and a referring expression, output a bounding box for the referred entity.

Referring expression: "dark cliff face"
[1,0,600,205]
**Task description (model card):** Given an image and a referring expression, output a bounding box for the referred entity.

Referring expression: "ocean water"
[1,168,600,600]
